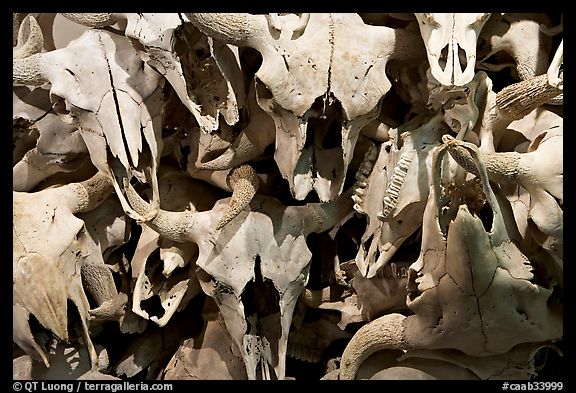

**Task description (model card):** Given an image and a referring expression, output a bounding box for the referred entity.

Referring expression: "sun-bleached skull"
[477,13,555,81]
[187,13,425,201]
[13,172,116,370]
[414,13,491,86]
[13,25,165,222]
[123,165,353,379]
[353,112,451,278]
[337,138,563,380]
[404,142,562,355]
[61,12,246,133]
[130,167,222,327]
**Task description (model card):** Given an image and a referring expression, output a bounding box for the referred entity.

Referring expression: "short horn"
[124,180,199,243]
[67,171,115,214]
[13,15,44,59]
[13,53,49,86]
[215,164,260,230]
[339,313,409,380]
[60,13,119,28]
[496,73,563,120]
[185,13,268,48]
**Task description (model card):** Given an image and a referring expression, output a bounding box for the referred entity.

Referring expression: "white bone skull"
[187,13,425,201]
[414,13,491,86]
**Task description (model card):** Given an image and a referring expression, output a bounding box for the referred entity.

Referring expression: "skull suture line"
[187,13,425,202]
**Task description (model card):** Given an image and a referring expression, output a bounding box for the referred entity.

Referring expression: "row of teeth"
[352,145,380,214]
[377,262,409,278]
[287,342,323,363]
[377,153,412,221]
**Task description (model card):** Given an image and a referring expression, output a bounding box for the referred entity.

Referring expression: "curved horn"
[339,313,409,380]
[547,39,563,89]
[185,13,268,48]
[124,180,199,243]
[215,164,260,229]
[66,171,114,214]
[60,13,119,28]
[496,73,563,120]
[13,13,27,46]
[13,53,49,86]
[13,15,44,59]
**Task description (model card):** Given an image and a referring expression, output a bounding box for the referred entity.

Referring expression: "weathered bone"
[189,13,425,202]
[60,13,118,28]
[338,137,562,379]
[124,171,352,379]
[215,165,260,229]
[13,148,88,192]
[477,13,554,81]
[13,15,44,60]
[547,39,563,89]
[353,112,450,278]
[200,82,276,170]
[13,28,165,222]
[414,13,491,86]
[13,171,114,369]
[496,74,563,120]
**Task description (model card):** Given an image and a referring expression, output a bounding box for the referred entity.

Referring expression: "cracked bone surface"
[124,166,352,379]
[414,13,491,86]
[338,137,562,379]
[13,12,562,381]
[14,25,165,222]
[13,171,115,370]
[188,13,425,201]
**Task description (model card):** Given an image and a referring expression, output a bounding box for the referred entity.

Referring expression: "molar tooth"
[386,188,400,198]
[360,166,372,176]
[351,194,363,204]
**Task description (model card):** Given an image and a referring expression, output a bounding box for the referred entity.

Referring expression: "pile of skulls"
[13,13,563,380]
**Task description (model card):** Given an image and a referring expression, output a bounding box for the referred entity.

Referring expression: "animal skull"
[414,13,491,86]
[124,166,353,379]
[187,13,425,201]
[338,137,562,379]
[13,25,165,222]
[13,172,116,369]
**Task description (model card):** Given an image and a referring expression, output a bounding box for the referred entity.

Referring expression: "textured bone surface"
[13,12,562,381]
[189,13,425,201]
[415,13,490,86]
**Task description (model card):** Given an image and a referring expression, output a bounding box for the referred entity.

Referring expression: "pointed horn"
[442,134,523,186]
[185,13,268,48]
[215,164,259,230]
[67,171,114,214]
[339,313,409,380]
[13,52,49,86]
[60,13,118,28]
[13,15,44,59]
[496,73,563,120]
[304,187,354,235]
[13,13,27,46]
[124,180,198,243]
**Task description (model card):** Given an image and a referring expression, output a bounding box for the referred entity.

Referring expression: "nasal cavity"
[439,45,449,72]
[456,45,468,72]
